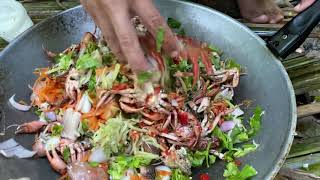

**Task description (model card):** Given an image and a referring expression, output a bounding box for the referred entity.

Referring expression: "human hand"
[80,0,180,73]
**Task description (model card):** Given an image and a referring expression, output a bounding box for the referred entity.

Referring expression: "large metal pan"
[0,0,319,179]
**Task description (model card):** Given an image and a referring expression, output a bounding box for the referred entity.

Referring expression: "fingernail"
[294,4,301,11]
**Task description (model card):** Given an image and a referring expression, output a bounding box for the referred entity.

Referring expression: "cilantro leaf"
[76,54,99,70]
[167,17,182,29]
[51,124,64,137]
[230,127,249,143]
[172,169,190,180]
[248,106,264,138]
[156,27,165,52]
[225,58,241,71]
[178,28,186,36]
[208,44,222,54]
[171,60,192,72]
[224,162,257,180]
[62,147,71,162]
[213,127,233,150]
[188,150,207,167]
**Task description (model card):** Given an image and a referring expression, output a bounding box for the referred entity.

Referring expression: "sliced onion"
[220,121,236,132]
[45,111,57,121]
[231,107,244,117]
[9,95,31,112]
[76,93,91,113]
[61,108,81,141]
[88,148,107,163]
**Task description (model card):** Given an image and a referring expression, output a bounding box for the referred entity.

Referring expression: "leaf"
[47,53,73,74]
[101,63,121,89]
[233,142,259,158]
[223,162,257,180]
[225,58,241,71]
[171,169,191,180]
[178,28,186,36]
[230,127,249,143]
[167,17,182,29]
[108,154,158,179]
[248,106,264,137]
[137,71,153,84]
[88,161,100,167]
[208,44,222,54]
[171,60,192,72]
[88,73,96,93]
[51,124,64,137]
[156,27,165,52]
[188,142,213,167]
[211,56,221,70]
[213,127,233,150]
[76,54,99,70]
[62,147,71,162]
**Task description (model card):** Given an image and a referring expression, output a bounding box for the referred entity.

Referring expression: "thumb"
[294,0,316,12]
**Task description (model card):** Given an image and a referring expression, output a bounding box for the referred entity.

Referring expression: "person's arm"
[80,0,179,72]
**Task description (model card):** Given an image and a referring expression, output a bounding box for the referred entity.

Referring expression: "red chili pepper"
[178,111,189,125]
[199,173,210,180]
[112,83,128,90]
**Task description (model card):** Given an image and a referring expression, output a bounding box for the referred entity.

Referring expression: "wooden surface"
[1,0,320,178]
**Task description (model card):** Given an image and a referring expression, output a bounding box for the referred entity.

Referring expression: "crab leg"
[15,121,47,134]
[200,51,213,75]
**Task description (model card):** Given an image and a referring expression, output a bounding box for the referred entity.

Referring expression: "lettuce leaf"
[213,127,233,150]
[233,142,259,158]
[51,124,64,137]
[92,114,130,158]
[248,106,264,138]
[108,153,158,179]
[101,63,121,89]
[76,54,99,70]
[224,162,257,180]
[171,169,191,180]
[188,142,216,167]
[47,53,73,74]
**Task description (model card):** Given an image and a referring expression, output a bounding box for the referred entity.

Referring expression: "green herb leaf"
[108,154,158,179]
[225,59,241,71]
[47,53,73,74]
[51,124,64,137]
[172,169,191,180]
[208,44,222,54]
[213,127,233,150]
[178,28,186,36]
[101,63,121,89]
[233,142,259,158]
[88,161,100,167]
[137,71,153,84]
[88,73,96,93]
[211,56,221,70]
[171,60,192,72]
[76,54,99,70]
[224,162,257,180]
[230,126,249,143]
[34,108,42,116]
[62,147,71,162]
[167,17,182,29]
[248,106,264,138]
[156,27,165,52]
[188,142,214,167]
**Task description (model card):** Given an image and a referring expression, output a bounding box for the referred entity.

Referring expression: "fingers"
[99,0,150,72]
[81,0,126,63]
[294,0,316,12]
[132,0,180,57]
[68,144,76,163]
[46,150,52,161]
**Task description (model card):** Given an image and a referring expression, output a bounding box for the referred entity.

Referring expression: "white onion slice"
[9,94,31,111]
[231,107,244,117]
[76,93,91,113]
[220,121,236,132]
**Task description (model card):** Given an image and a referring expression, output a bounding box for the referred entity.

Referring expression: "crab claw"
[200,51,213,75]
[15,121,47,134]
[46,148,67,175]
[119,102,143,113]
